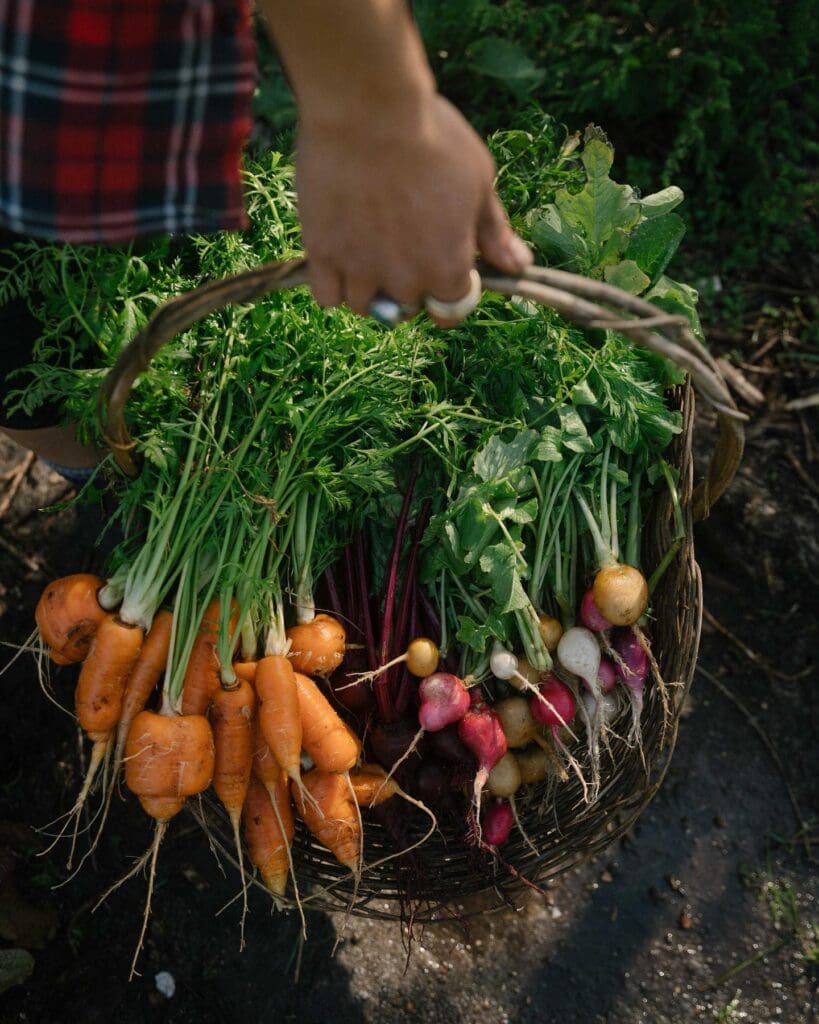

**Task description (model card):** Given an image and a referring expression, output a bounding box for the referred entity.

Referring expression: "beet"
[414,761,451,806]
[428,726,475,766]
[328,666,375,714]
[369,718,427,770]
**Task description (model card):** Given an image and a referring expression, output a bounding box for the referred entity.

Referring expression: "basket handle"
[98,257,745,521]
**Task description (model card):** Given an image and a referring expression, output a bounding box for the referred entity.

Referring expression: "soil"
[1,299,817,1024]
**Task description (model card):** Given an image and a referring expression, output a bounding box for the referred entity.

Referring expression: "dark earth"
[1,296,817,1023]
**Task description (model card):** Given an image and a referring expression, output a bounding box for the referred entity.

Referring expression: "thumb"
[476,192,533,275]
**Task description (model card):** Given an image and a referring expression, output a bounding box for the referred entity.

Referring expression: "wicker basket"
[99,260,745,919]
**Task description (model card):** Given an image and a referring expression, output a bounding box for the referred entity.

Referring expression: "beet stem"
[376,465,419,721]
[354,531,378,670]
[322,565,344,618]
[392,500,431,706]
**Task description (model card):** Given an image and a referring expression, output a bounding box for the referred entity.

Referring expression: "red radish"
[474,798,546,896]
[458,702,507,841]
[530,674,587,798]
[530,674,576,731]
[613,627,649,744]
[418,672,470,731]
[482,799,513,847]
[580,588,612,632]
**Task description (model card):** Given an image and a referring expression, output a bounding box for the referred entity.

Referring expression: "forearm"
[258,0,435,126]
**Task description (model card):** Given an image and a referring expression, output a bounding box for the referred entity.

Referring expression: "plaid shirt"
[0,0,256,242]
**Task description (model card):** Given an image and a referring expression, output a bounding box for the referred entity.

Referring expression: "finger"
[309,260,343,309]
[477,192,533,275]
[343,274,380,318]
[425,263,476,330]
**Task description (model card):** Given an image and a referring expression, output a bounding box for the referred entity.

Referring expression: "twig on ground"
[0,529,45,575]
[703,607,813,683]
[0,452,35,519]
[784,449,819,500]
[696,665,813,861]
[701,935,791,991]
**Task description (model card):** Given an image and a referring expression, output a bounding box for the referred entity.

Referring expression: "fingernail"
[508,235,534,269]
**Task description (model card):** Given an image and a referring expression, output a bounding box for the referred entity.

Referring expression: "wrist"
[262,0,436,134]
[297,61,436,135]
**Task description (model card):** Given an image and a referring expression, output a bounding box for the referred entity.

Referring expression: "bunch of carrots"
[35,576,437,973]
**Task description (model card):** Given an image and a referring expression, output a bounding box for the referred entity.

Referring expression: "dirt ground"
[1,298,817,1023]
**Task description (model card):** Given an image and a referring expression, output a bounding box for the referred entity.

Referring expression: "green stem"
[625,458,644,570]
[600,439,611,552]
[575,492,616,571]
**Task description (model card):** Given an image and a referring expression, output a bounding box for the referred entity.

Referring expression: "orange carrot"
[86,611,173,860]
[72,615,143,817]
[36,573,106,663]
[233,660,257,683]
[348,764,402,806]
[242,773,294,898]
[292,769,361,872]
[180,599,237,716]
[113,610,173,764]
[250,718,281,792]
[286,614,346,677]
[255,655,302,784]
[211,678,256,945]
[76,615,144,739]
[48,648,74,666]
[122,708,214,979]
[211,679,256,819]
[124,709,215,822]
[41,613,144,868]
[294,672,361,774]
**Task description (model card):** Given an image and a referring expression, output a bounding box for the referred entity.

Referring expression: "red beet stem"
[354,531,378,670]
[376,463,419,721]
[322,564,343,618]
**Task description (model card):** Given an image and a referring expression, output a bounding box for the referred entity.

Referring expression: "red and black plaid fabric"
[0,0,256,242]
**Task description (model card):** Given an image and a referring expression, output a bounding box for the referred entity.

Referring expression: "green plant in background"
[411,0,818,281]
[252,4,816,282]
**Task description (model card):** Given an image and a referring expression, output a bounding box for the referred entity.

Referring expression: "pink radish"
[418,672,470,731]
[598,656,617,694]
[613,627,649,745]
[580,588,612,632]
[458,702,507,842]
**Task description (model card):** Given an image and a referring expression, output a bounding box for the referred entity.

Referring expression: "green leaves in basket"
[526,127,701,335]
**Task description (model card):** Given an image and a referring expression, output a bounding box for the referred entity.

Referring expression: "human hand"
[295,93,532,327]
